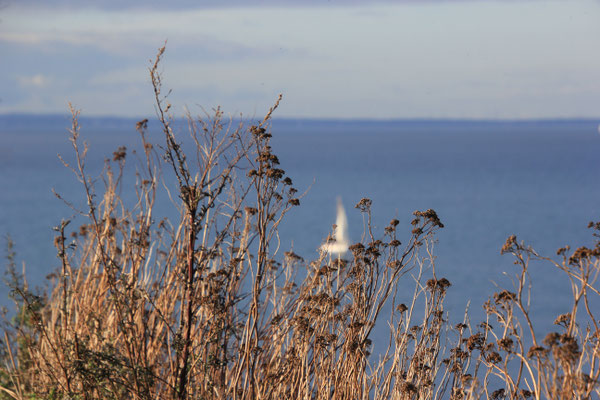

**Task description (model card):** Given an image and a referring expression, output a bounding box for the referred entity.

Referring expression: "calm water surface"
[1,116,599,348]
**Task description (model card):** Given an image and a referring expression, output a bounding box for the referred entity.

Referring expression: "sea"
[1,114,599,352]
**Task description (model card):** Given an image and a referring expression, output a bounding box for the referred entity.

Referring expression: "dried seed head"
[501,235,517,254]
[494,290,516,304]
[265,168,284,180]
[520,389,533,398]
[412,227,424,235]
[426,278,452,293]
[479,322,493,331]
[569,246,599,264]
[400,381,417,395]
[349,243,365,255]
[498,337,514,352]
[451,387,465,400]
[465,333,485,351]
[554,334,580,365]
[79,224,89,237]
[543,332,560,347]
[112,146,127,161]
[486,351,502,364]
[553,313,571,327]
[284,251,303,262]
[355,198,372,212]
[413,209,444,228]
[526,346,548,359]
[135,118,148,132]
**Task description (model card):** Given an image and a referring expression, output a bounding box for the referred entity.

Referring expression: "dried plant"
[1,46,599,400]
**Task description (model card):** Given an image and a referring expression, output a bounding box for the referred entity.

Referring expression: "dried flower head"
[486,351,502,364]
[526,346,548,359]
[494,290,516,304]
[413,209,444,228]
[553,313,571,327]
[498,337,514,352]
[112,146,127,161]
[501,234,517,254]
[135,118,148,132]
[400,381,418,395]
[397,304,408,313]
[520,389,532,398]
[355,198,372,212]
[465,333,485,351]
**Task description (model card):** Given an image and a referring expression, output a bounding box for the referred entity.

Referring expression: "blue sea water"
[1,115,599,346]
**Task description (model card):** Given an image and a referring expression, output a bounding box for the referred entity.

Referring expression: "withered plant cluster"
[1,47,599,400]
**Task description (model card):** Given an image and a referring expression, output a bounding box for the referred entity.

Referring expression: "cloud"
[0,31,165,59]
[6,0,438,11]
[2,0,599,119]
[17,74,51,88]
[0,32,44,45]
[0,7,298,62]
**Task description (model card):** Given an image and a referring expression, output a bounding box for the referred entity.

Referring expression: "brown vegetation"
[1,46,599,400]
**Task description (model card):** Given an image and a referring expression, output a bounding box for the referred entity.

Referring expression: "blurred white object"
[321,197,350,256]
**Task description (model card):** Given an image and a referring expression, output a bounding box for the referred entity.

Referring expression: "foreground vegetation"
[1,47,599,399]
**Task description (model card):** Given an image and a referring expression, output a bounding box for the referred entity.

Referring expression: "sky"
[2,0,600,119]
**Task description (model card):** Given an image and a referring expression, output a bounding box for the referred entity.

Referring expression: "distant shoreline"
[1,112,599,131]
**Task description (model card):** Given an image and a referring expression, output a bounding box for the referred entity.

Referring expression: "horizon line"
[1,112,599,124]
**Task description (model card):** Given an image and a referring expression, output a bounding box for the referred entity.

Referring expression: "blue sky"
[2,0,600,119]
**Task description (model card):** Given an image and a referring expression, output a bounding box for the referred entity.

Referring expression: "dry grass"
[1,46,599,400]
